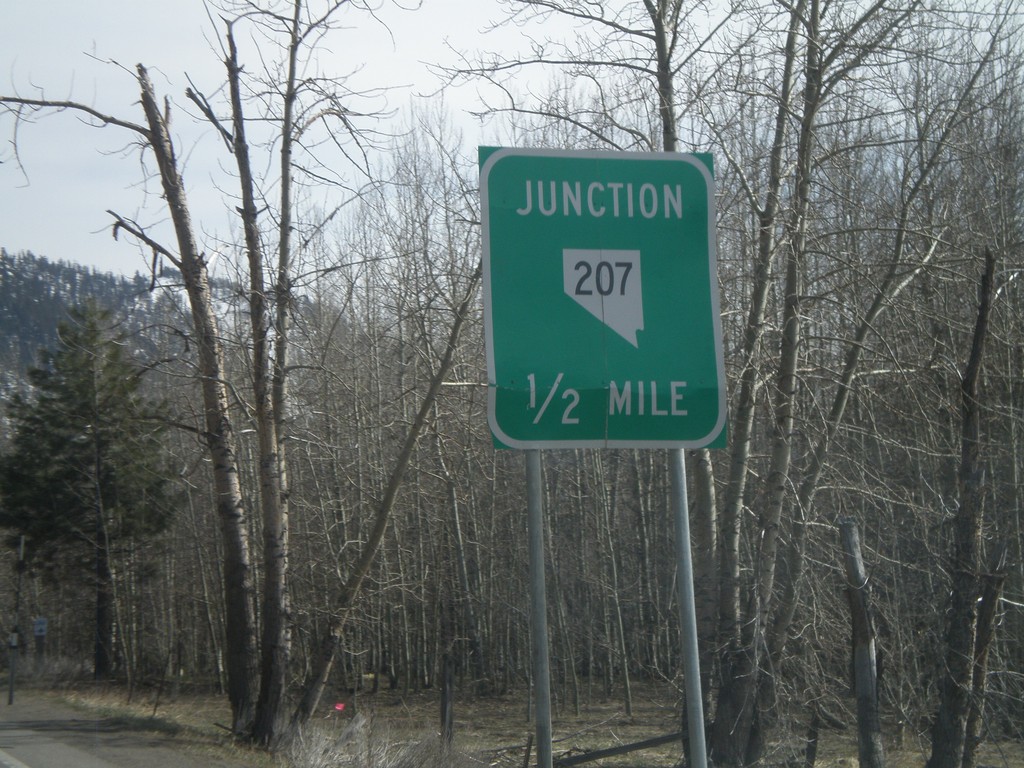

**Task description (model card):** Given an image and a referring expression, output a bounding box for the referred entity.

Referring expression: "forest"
[1,1,1022,767]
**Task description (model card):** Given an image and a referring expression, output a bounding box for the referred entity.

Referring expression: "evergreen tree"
[0,303,174,679]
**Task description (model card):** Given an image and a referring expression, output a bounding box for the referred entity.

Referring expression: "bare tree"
[185,0,384,742]
[456,1,1023,764]
[284,108,484,728]
[925,250,996,768]
[1,0,397,744]
[2,67,271,739]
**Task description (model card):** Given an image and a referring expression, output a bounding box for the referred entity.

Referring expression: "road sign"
[480,147,725,449]
[33,618,47,637]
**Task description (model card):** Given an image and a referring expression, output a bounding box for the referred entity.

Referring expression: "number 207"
[573,260,633,296]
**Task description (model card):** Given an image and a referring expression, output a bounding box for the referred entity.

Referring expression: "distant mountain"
[0,250,199,401]
[1,247,255,389]
[1,249,146,356]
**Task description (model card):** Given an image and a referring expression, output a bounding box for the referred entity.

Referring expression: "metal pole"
[670,449,708,768]
[526,449,553,768]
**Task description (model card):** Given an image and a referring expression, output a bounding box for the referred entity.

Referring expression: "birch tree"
[1,0,400,745]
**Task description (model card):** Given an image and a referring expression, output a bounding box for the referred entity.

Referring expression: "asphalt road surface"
[0,691,254,768]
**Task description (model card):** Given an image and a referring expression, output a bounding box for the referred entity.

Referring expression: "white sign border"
[481,147,726,449]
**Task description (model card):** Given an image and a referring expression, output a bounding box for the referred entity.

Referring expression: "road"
[0,691,255,768]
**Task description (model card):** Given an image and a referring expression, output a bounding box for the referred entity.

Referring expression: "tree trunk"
[962,543,1007,768]
[136,64,258,734]
[926,249,997,768]
[713,4,819,757]
[94,535,113,680]
[220,25,292,748]
[448,479,487,689]
[711,3,804,760]
[650,5,716,733]
[839,519,885,768]
[92,429,114,682]
[688,449,717,716]
[594,453,632,716]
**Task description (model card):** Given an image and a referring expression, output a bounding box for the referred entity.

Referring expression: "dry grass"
[285,715,480,768]
[44,684,280,767]
[38,680,1024,768]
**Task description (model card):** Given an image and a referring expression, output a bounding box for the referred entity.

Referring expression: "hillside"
[0,250,157,383]
[0,249,249,403]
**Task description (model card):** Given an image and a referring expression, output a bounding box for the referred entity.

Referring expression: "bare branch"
[106,210,184,271]
[0,95,150,137]
[185,80,234,150]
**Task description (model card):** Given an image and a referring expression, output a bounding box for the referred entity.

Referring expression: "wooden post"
[441,653,455,748]
[838,519,884,768]
[804,706,821,768]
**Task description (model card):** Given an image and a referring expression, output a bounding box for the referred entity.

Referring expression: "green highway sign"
[480,147,726,449]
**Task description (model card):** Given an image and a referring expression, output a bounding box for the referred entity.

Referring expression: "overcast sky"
[1,1,522,277]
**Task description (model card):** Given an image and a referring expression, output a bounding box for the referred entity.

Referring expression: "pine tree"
[0,303,174,679]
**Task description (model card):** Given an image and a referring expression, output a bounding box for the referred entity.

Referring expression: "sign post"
[481,147,724,768]
[33,616,47,671]
[526,449,552,768]
[671,449,709,768]
[8,535,25,706]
